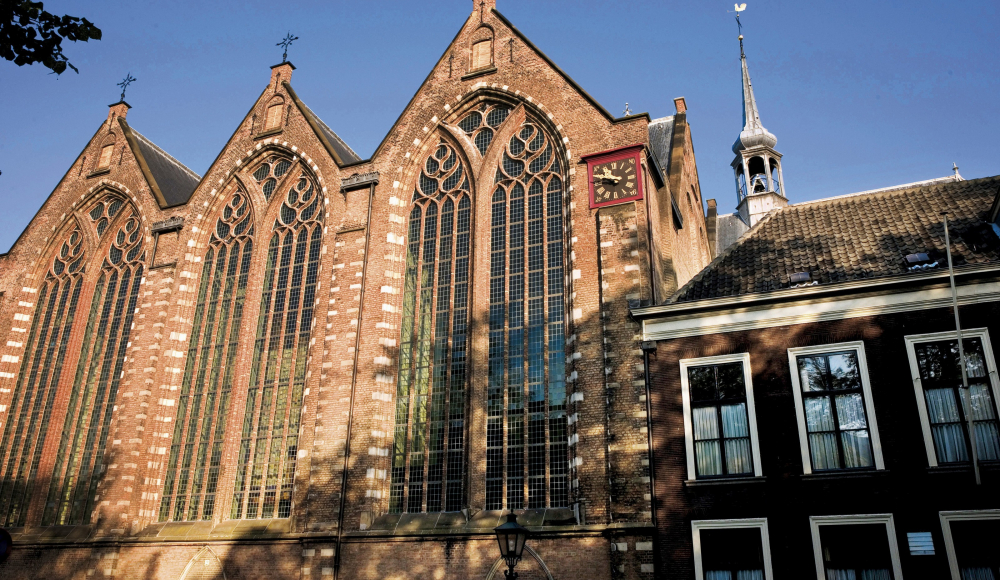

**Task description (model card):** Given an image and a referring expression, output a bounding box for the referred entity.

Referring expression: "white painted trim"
[642,281,1000,341]
[787,342,885,474]
[939,509,1000,580]
[808,514,904,580]
[903,328,1000,467]
[679,353,763,481]
[691,518,773,580]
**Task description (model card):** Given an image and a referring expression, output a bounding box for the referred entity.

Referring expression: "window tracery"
[43,209,146,525]
[88,196,126,238]
[159,190,255,522]
[390,141,472,513]
[0,227,86,526]
[486,118,568,510]
[252,156,292,200]
[457,103,511,156]
[231,172,322,520]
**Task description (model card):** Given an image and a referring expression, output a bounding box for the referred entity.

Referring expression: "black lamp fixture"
[494,512,529,580]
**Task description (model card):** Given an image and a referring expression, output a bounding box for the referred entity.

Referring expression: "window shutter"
[98,144,115,168]
[472,41,491,70]
[265,104,283,130]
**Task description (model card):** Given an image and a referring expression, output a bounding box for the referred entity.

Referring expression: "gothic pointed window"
[0,227,85,526]
[486,119,568,510]
[41,205,146,525]
[457,103,511,156]
[231,171,322,520]
[252,156,293,200]
[390,141,472,513]
[158,190,255,522]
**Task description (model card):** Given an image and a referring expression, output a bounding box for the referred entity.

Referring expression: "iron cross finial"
[117,73,136,102]
[277,32,299,63]
[623,103,632,116]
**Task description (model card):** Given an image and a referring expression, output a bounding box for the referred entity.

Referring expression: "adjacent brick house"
[0,2,711,578]
[634,175,1000,579]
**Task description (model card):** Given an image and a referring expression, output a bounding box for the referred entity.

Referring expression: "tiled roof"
[119,119,201,207]
[672,175,1000,303]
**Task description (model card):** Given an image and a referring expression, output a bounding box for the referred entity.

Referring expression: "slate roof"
[671,175,1000,303]
[647,116,675,175]
[119,119,201,207]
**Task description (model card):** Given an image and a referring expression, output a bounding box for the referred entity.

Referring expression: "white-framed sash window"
[679,353,763,480]
[940,510,1000,580]
[788,342,885,474]
[809,514,903,580]
[904,329,1000,467]
[692,518,774,580]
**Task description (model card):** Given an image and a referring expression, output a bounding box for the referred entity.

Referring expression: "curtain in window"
[825,571,891,580]
[706,572,764,580]
[798,351,874,471]
[230,172,321,520]
[0,227,86,527]
[961,569,997,580]
[158,190,254,522]
[42,207,145,526]
[688,362,753,478]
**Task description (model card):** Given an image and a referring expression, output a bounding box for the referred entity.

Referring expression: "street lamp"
[494,512,529,580]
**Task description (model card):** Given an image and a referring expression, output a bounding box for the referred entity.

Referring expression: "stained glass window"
[157,190,255,522]
[230,172,322,520]
[0,227,86,526]
[485,118,567,510]
[41,208,146,526]
[390,141,471,513]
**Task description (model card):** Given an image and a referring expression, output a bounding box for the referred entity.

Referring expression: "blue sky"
[1,0,997,253]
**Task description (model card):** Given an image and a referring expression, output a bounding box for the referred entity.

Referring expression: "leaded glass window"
[485,119,567,510]
[390,141,471,513]
[231,172,322,520]
[42,209,146,525]
[457,103,511,156]
[252,156,293,200]
[158,190,255,522]
[0,227,86,526]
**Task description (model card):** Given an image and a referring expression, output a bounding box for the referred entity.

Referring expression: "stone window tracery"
[230,172,322,520]
[457,103,511,156]
[0,227,86,526]
[390,141,472,513]
[252,156,292,200]
[158,190,255,522]
[42,208,146,525]
[486,119,568,510]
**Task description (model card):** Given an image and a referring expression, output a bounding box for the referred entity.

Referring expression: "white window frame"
[903,328,1000,467]
[809,514,904,580]
[939,509,1000,580]
[679,353,763,481]
[692,518,774,580]
[787,341,885,474]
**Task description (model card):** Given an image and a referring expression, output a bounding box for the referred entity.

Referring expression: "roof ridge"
[795,175,961,207]
[127,126,202,181]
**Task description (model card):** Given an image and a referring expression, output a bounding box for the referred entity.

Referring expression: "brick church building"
[0,1,712,578]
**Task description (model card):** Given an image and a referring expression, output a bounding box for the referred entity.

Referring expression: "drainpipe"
[334,181,377,578]
[640,341,658,531]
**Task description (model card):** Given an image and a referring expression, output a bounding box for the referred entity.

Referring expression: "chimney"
[270,61,296,91]
[705,199,718,257]
[673,97,687,114]
[107,100,130,129]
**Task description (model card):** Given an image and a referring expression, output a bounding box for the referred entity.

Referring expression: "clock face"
[586,146,644,208]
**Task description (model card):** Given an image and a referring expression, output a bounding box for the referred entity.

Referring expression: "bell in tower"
[731,20,787,227]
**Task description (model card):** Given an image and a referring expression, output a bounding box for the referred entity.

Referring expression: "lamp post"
[494,512,529,580]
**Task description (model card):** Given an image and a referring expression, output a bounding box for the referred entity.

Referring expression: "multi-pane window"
[692,520,772,580]
[251,156,292,200]
[811,517,901,580]
[230,172,321,520]
[457,102,511,156]
[680,354,761,480]
[158,190,255,522]
[942,513,1000,580]
[390,142,471,513]
[0,228,86,526]
[907,331,1000,466]
[43,207,145,525]
[789,343,882,473]
[486,118,568,510]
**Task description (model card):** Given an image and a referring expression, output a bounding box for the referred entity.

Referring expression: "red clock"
[583,144,645,209]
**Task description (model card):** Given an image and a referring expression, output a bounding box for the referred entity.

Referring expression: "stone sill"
[461,66,497,81]
[800,469,888,481]
[684,475,766,488]
[87,168,111,179]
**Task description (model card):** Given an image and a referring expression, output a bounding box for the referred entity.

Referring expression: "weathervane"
[277,32,299,63]
[117,72,136,102]
[733,3,747,55]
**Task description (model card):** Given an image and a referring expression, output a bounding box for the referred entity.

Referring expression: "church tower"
[731,30,787,226]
